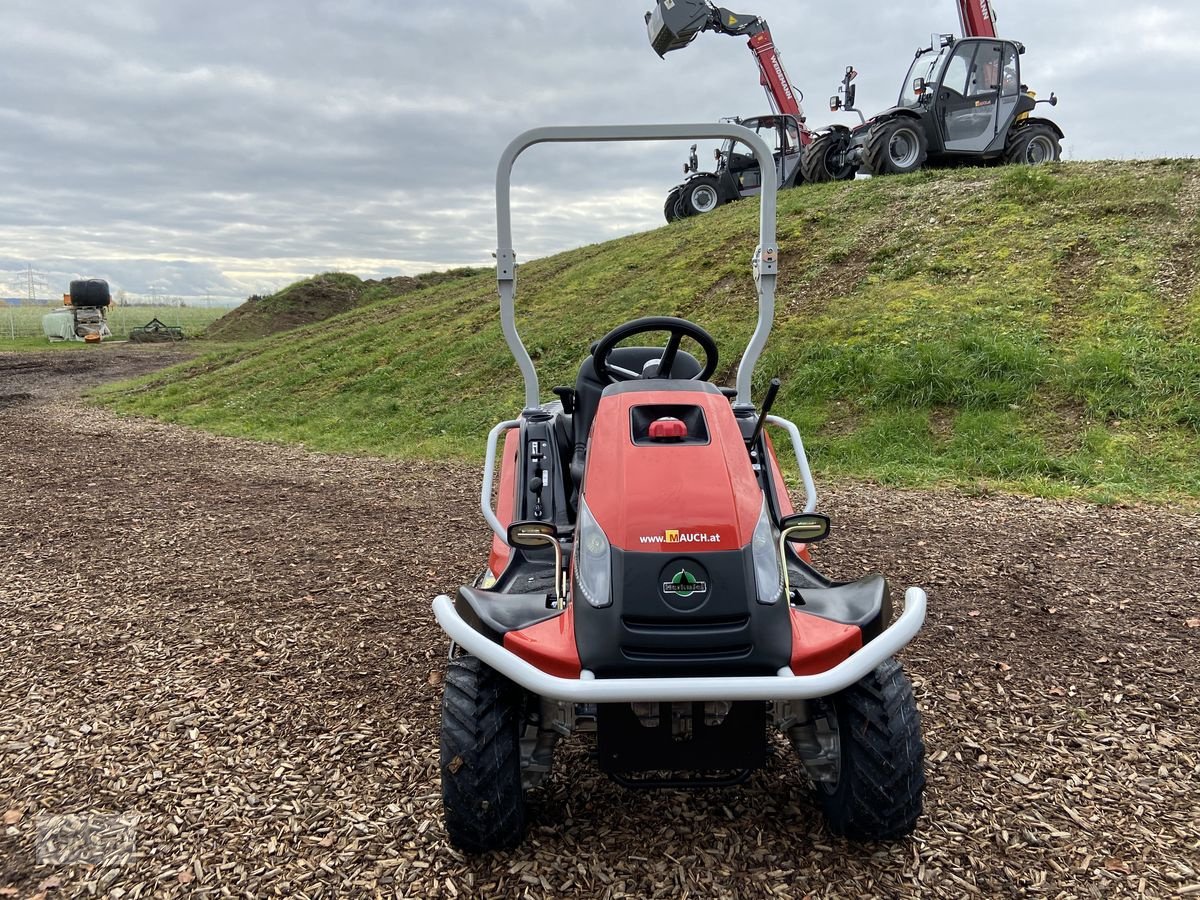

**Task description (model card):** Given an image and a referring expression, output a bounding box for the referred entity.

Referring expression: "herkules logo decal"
[662,568,708,598]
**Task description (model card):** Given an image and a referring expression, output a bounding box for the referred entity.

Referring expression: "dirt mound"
[204,268,485,342]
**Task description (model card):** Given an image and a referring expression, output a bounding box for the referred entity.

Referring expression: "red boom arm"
[747,27,811,144]
[956,0,998,37]
[747,29,800,117]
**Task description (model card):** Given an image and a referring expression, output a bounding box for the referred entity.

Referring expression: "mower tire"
[678,176,723,216]
[1004,123,1061,166]
[801,132,857,183]
[862,118,927,177]
[439,655,527,852]
[664,187,684,223]
[813,657,925,840]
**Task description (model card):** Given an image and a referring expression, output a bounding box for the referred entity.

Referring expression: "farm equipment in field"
[803,47,1061,180]
[42,279,113,343]
[432,123,927,853]
[129,318,184,343]
[649,0,1063,215]
[803,0,1063,180]
[648,0,816,221]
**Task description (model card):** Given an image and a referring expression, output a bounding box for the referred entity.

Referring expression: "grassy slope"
[98,160,1200,504]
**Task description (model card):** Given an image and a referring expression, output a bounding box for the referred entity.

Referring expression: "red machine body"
[583,388,760,553]
[497,386,863,680]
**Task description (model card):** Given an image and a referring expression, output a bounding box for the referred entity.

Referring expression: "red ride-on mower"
[432,124,927,853]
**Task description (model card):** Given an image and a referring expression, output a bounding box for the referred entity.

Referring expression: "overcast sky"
[1,0,1197,303]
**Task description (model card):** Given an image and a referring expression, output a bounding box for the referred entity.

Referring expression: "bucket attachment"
[646,0,713,57]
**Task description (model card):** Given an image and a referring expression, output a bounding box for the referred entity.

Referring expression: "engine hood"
[580,383,762,553]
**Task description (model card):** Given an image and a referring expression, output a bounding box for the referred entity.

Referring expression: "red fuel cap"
[648,417,688,440]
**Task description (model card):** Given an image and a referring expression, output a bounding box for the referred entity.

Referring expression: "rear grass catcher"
[432,124,927,853]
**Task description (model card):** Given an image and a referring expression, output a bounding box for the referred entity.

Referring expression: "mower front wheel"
[439,655,528,852]
[678,177,723,216]
[804,657,925,840]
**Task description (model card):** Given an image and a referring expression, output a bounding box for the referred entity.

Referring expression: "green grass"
[96,160,1200,505]
[0,304,230,344]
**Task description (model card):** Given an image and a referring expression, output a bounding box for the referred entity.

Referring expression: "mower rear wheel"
[808,657,925,840]
[801,131,857,183]
[679,177,723,216]
[663,187,684,223]
[863,119,927,177]
[439,655,527,852]
[1004,123,1061,165]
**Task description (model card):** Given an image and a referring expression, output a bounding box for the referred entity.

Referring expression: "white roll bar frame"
[495,124,778,411]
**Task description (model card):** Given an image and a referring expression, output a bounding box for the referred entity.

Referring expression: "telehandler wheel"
[1004,123,1061,165]
[863,119,928,177]
[801,132,857,183]
[664,187,684,223]
[679,176,723,216]
[807,657,925,840]
[439,654,528,852]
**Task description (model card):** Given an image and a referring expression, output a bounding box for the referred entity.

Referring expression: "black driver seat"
[569,346,703,492]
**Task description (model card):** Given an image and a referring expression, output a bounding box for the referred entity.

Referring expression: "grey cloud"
[0,0,1196,300]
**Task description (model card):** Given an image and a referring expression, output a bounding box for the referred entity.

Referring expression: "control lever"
[551,386,576,414]
[748,378,781,449]
[530,473,544,519]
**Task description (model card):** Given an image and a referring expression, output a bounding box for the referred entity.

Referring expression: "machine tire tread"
[862,119,927,177]
[664,187,684,223]
[817,657,925,840]
[801,132,856,183]
[678,176,723,216]
[440,655,527,852]
[1004,122,1062,165]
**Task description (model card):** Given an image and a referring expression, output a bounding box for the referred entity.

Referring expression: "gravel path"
[1,350,1198,898]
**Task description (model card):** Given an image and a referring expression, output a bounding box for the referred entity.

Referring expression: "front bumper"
[431,587,926,703]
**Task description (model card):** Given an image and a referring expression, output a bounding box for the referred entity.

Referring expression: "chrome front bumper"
[432,587,926,703]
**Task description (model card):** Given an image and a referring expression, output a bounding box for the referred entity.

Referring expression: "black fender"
[807,123,853,139]
[850,107,923,139]
[1011,116,1065,139]
[454,587,559,644]
[847,108,926,152]
[868,106,925,123]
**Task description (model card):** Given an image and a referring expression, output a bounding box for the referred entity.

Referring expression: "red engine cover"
[582,389,762,552]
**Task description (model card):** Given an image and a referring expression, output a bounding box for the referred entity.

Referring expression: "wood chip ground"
[1,350,1197,898]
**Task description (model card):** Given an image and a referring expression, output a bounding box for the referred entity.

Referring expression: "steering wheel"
[591,316,719,385]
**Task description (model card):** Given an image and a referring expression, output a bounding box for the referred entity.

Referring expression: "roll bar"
[495,124,778,411]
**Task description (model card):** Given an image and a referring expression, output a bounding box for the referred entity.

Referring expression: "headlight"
[751,500,783,605]
[575,499,612,608]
